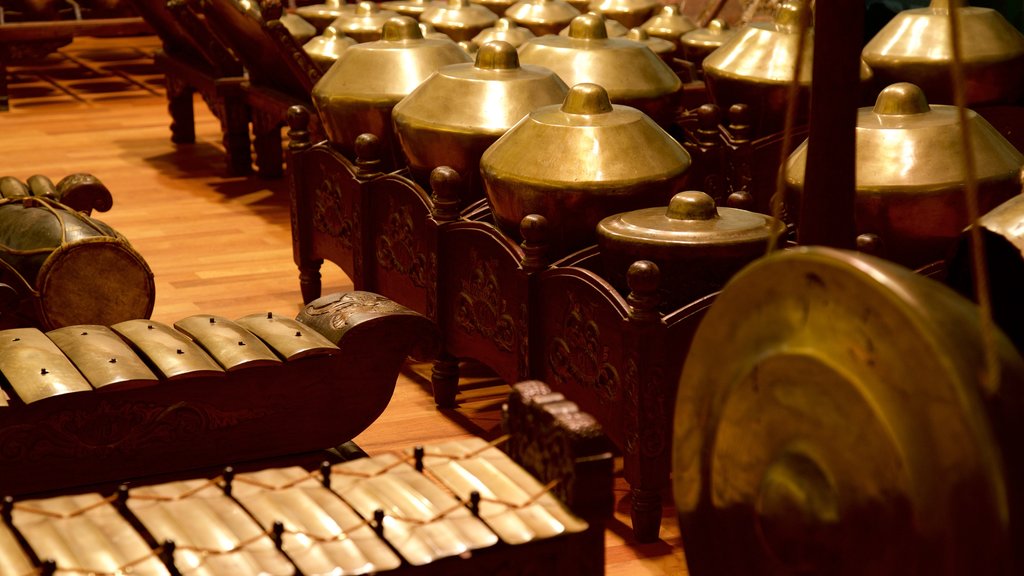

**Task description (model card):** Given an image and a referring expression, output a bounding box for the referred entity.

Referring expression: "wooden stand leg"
[0,59,9,112]
[252,111,283,179]
[430,353,459,408]
[219,98,251,176]
[630,486,663,543]
[165,76,196,144]
[298,258,323,304]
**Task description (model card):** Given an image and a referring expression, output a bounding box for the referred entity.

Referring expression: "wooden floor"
[0,35,687,574]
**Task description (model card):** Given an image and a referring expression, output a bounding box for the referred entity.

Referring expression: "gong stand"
[179,0,324,178]
[288,106,721,543]
[129,0,253,176]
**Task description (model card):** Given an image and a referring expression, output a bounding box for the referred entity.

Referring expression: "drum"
[0,196,155,330]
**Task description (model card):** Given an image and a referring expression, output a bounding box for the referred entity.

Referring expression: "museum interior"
[1,0,1023,573]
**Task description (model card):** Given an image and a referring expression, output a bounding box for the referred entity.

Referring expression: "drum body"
[0,199,155,330]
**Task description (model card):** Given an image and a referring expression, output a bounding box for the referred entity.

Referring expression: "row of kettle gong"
[297,0,705,45]
[303,6,1023,279]
[301,0,1024,133]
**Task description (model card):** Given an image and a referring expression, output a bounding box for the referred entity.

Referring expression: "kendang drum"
[0,180,154,331]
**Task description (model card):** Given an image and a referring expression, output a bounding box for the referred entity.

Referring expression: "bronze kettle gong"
[392,41,569,205]
[784,82,1024,268]
[480,83,692,257]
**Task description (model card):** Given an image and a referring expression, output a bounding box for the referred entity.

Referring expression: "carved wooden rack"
[284,104,801,542]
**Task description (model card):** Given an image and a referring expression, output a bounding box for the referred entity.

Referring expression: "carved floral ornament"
[377,201,428,287]
[455,251,517,352]
[312,177,353,243]
[548,293,620,403]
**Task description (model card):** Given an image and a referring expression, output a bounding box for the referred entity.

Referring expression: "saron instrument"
[0,381,611,576]
[0,291,435,497]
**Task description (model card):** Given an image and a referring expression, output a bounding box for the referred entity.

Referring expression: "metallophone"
[0,291,436,497]
[0,380,612,576]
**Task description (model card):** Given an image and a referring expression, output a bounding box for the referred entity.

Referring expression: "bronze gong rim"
[673,246,1024,574]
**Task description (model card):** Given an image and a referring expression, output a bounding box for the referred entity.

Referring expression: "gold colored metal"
[504,0,581,36]
[13,493,169,575]
[46,325,159,390]
[586,0,661,28]
[473,0,518,17]
[419,21,458,41]
[625,28,676,62]
[975,193,1024,259]
[785,82,1024,267]
[129,481,294,575]
[471,17,536,47]
[480,82,691,255]
[596,190,783,303]
[0,327,92,404]
[281,13,317,44]
[557,11,628,36]
[393,40,568,202]
[232,467,403,574]
[303,26,358,72]
[673,246,1024,574]
[173,315,282,371]
[947,193,1024,351]
[330,454,499,565]
[329,1,399,43]
[0,522,33,576]
[862,0,1024,106]
[296,0,355,32]
[380,0,443,18]
[312,16,472,158]
[638,3,696,49]
[703,0,872,134]
[234,312,340,361]
[110,319,224,380]
[679,18,735,67]
[421,0,500,42]
[518,13,683,126]
[418,438,588,544]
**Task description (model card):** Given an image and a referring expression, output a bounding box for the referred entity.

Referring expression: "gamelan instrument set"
[4,0,1024,573]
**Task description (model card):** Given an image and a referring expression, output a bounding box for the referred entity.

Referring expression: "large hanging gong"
[673,246,1024,575]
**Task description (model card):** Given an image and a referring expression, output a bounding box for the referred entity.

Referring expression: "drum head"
[36,237,155,330]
